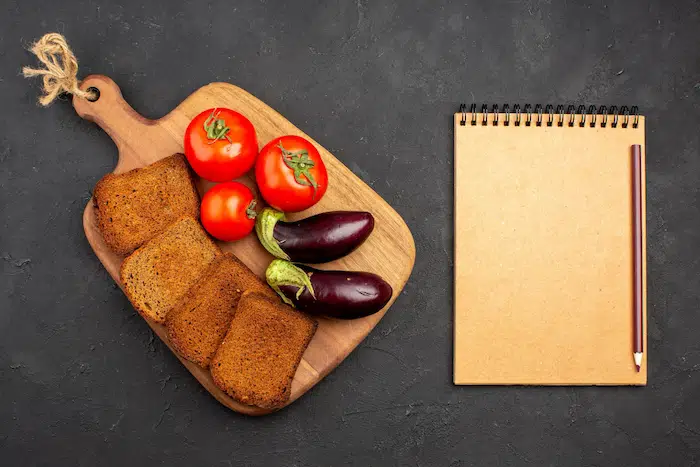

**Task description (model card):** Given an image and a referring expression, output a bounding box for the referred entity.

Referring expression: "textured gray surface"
[1,0,699,465]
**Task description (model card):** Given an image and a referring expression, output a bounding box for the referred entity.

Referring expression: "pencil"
[632,144,644,372]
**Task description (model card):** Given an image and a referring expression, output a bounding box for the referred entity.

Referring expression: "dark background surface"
[1,0,699,465]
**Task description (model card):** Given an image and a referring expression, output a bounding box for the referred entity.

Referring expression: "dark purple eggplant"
[255,208,374,264]
[265,259,393,319]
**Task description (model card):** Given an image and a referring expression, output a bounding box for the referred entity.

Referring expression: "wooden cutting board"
[74,75,415,415]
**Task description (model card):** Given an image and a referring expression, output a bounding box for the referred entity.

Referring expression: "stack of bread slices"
[92,154,316,410]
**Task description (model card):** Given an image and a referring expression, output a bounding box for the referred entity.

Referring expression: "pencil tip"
[634,352,643,372]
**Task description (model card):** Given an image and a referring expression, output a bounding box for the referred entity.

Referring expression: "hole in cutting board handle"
[86,86,100,102]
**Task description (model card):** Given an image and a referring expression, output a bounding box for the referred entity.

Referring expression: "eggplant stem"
[265,259,315,307]
[255,208,290,260]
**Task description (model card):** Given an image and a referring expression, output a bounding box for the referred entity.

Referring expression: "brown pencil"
[632,144,644,372]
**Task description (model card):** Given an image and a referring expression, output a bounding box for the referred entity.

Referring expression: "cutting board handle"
[72,75,169,173]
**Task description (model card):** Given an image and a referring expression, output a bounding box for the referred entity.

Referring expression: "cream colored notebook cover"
[453,107,647,385]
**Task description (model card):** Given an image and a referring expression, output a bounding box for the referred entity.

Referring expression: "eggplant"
[255,208,374,264]
[265,259,393,319]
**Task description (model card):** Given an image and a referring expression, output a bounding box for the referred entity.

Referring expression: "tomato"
[184,108,258,182]
[200,182,257,241]
[255,135,328,212]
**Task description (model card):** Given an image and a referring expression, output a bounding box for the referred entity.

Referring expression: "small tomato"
[200,182,257,241]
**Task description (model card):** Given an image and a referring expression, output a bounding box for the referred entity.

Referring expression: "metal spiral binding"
[459,104,639,128]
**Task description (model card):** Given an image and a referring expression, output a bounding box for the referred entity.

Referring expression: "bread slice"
[93,154,200,255]
[210,292,317,409]
[120,216,221,323]
[165,253,276,368]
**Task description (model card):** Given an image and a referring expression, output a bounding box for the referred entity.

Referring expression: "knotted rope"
[22,33,97,106]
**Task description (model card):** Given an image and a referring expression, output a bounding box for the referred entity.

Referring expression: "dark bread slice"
[93,154,200,255]
[120,216,221,323]
[166,253,276,368]
[210,292,317,409]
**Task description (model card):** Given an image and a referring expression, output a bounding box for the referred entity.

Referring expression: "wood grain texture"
[75,75,415,415]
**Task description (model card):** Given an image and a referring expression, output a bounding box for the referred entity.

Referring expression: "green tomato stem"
[203,108,232,144]
[246,199,258,219]
[278,142,318,198]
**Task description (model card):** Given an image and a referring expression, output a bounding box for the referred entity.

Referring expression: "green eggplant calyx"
[265,259,315,307]
[255,208,290,260]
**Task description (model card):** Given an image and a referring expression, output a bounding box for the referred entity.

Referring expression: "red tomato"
[255,135,328,212]
[200,182,257,241]
[184,108,258,182]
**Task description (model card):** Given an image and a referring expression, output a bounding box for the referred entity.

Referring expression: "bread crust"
[210,292,317,409]
[94,154,200,256]
[120,216,221,323]
[166,254,276,368]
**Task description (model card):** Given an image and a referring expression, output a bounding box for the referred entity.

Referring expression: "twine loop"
[22,33,97,106]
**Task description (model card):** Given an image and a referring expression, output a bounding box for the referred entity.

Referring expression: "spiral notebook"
[454,104,647,385]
